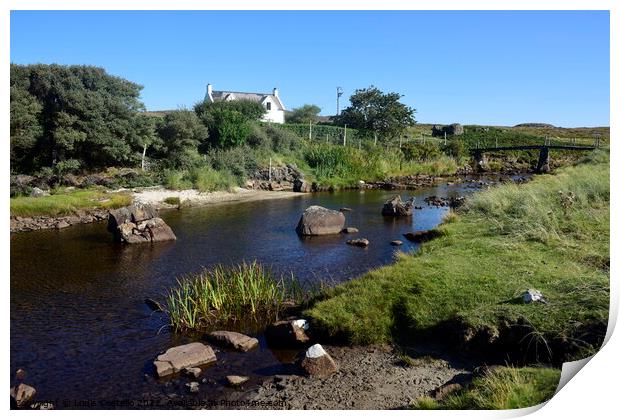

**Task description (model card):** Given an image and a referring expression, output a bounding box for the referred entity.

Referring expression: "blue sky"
[10,10,609,127]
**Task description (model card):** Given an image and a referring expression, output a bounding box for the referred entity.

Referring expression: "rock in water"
[207,331,259,352]
[108,204,176,244]
[403,229,442,243]
[265,319,311,348]
[300,344,338,378]
[346,238,370,247]
[341,227,359,233]
[296,206,345,236]
[226,375,250,387]
[390,240,403,246]
[185,382,200,393]
[153,342,217,378]
[381,195,414,217]
[182,367,202,379]
[10,383,37,408]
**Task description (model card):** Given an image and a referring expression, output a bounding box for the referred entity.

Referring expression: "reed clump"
[164,261,303,331]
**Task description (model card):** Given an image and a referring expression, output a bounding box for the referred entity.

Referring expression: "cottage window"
[266,102,272,111]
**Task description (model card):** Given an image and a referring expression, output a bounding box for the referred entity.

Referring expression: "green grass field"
[305,150,609,362]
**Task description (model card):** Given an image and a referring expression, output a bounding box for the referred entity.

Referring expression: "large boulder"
[153,342,217,378]
[296,206,345,236]
[381,195,414,217]
[108,204,176,244]
[265,319,311,348]
[207,331,259,352]
[300,344,338,378]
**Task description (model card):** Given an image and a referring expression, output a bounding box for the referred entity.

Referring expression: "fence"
[260,121,606,152]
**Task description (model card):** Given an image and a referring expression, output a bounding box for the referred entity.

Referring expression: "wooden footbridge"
[470,144,597,173]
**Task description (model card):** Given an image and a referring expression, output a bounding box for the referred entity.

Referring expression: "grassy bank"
[306,150,609,362]
[413,366,561,409]
[10,187,133,217]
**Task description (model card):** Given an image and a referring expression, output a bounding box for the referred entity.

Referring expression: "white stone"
[306,343,327,359]
[293,319,310,330]
[523,289,544,303]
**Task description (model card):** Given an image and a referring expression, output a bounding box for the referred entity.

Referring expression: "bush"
[401,142,441,161]
[164,196,181,206]
[163,169,193,190]
[246,123,272,150]
[189,166,237,192]
[264,125,302,152]
[207,146,258,183]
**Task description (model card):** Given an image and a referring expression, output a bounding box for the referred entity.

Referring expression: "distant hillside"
[514,123,556,128]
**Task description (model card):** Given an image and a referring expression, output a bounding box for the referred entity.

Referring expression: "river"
[10,176,520,408]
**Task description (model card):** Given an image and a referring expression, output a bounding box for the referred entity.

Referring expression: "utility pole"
[336,87,343,116]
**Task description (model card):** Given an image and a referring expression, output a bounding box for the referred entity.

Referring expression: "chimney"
[205,83,213,102]
[273,87,279,97]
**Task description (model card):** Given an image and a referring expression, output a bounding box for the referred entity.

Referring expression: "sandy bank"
[132,187,302,208]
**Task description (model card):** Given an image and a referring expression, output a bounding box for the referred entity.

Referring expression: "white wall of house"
[261,97,285,124]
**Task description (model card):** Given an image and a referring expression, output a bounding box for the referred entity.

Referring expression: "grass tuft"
[164,261,306,332]
[411,366,561,410]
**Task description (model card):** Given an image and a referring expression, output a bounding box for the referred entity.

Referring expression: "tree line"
[10,64,417,177]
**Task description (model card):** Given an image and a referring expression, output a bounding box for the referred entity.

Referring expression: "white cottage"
[204,84,286,124]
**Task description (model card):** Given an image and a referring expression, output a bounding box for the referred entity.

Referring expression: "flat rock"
[346,238,369,247]
[153,342,217,378]
[300,344,338,378]
[390,240,403,246]
[296,206,345,236]
[207,331,259,352]
[10,383,36,408]
[341,227,359,234]
[265,319,311,348]
[226,375,250,387]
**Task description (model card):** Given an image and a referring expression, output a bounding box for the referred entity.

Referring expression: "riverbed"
[10,175,522,409]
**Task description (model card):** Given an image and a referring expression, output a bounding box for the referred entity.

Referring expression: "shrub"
[401,142,441,161]
[164,196,181,206]
[207,146,258,182]
[189,166,237,192]
[163,169,193,190]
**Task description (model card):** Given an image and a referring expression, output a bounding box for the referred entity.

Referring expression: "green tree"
[195,99,265,149]
[10,84,43,172]
[156,109,208,169]
[333,86,416,140]
[10,63,149,172]
[286,104,321,124]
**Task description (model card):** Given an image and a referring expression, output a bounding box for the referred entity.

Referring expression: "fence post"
[327,133,329,144]
[374,132,377,146]
[444,132,447,146]
[344,124,347,146]
[309,122,312,140]
[269,157,272,181]
[399,135,402,148]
